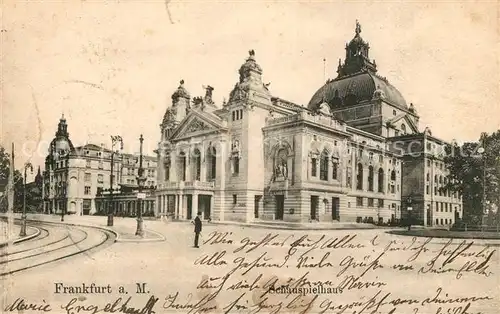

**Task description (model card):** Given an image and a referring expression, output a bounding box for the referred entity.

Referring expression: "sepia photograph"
[1,1,499,313]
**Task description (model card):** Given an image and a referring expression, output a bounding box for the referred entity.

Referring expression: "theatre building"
[155,22,462,226]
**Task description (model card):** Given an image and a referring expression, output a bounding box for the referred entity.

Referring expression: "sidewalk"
[209,219,387,230]
[0,218,40,247]
[1,214,165,243]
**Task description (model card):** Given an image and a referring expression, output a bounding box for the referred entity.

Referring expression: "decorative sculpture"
[355,20,362,35]
[203,85,215,104]
[231,140,240,152]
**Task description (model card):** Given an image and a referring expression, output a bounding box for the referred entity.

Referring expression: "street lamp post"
[61,182,67,222]
[478,146,487,227]
[135,134,145,237]
[20,162,34,237]
[407,196,413,231]
[108,135,123,227]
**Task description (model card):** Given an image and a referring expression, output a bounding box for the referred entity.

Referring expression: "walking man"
[193,212,202,248]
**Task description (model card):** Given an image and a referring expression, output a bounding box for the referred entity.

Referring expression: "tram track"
[0,220,116,277]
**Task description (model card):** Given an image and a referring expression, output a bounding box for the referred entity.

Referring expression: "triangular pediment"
[387,113,418,134]
[170,110,227,141]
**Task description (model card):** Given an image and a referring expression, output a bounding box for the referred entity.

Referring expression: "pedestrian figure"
[193,212,202,248]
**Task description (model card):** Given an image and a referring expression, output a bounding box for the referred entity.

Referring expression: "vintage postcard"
[1,1,499,313]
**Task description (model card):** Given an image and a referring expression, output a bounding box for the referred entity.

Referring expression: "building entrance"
[198,195,212,219]
[275,195,284,220]
[332,197,340,221]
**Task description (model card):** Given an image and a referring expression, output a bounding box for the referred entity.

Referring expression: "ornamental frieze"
[185,119,210,133]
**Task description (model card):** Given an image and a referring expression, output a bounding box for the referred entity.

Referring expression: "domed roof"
[309,21,408,111]
[308,72,407,110]
[49,114,74,156]
[53,138,72,153]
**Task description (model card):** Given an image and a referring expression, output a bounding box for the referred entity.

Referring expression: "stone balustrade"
[265,110,346,132]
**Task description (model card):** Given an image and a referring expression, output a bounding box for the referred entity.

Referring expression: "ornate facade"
[43,115,157,216]
[155,22,462,226]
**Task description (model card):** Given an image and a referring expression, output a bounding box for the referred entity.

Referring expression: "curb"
[0,226,41,248]
[208,221,386,231]
[3,216,165,244]
[387,230,500,242]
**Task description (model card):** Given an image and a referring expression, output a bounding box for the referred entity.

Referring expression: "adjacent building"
[155,22,462,226]
[42,115,157,215]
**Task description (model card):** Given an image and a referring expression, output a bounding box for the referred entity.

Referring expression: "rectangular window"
[426,185,430,194]
[84,186,91,195]
[379,155,383,163]
[368,198,374,207]
[181,156,187,181]
[356,197,363,207]
[165,164,170,181]
[98,161,103,169]
[84,173,91,182]
[378,199,384,208]
[86,159,91,168]
[233,194,237,204]
[311,158,317,177]
[97,174,103,183]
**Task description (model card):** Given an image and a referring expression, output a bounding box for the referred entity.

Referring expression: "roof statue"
[355,20,362,35]
[171,79,190,102]
[202,85,215,104]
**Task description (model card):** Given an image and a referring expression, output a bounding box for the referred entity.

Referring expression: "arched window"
[320,150,329,181]
[390,170,396,181]
[378,168,384,192]
[193,148,201,181]
[368,166,374,191]
[401,124,406,134]
[274,148,288,178]
[434,175,438,183]
[426,173,430,181]
[207,146,217,181]
[356,163,363,190]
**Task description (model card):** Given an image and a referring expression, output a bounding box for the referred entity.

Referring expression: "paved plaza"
[0,215,498,313]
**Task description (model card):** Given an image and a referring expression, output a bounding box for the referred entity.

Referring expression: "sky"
[2,0,499,181]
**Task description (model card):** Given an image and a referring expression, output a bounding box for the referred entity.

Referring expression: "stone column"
[200,147,207,182]
[210,195,215,219]
[157,196,161,214]
[218,139,226,221]
[185,147,192,182]
[178,194,184,220]
[170,150,178,182]
[193,193,199,219]
[162,195,166,214]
